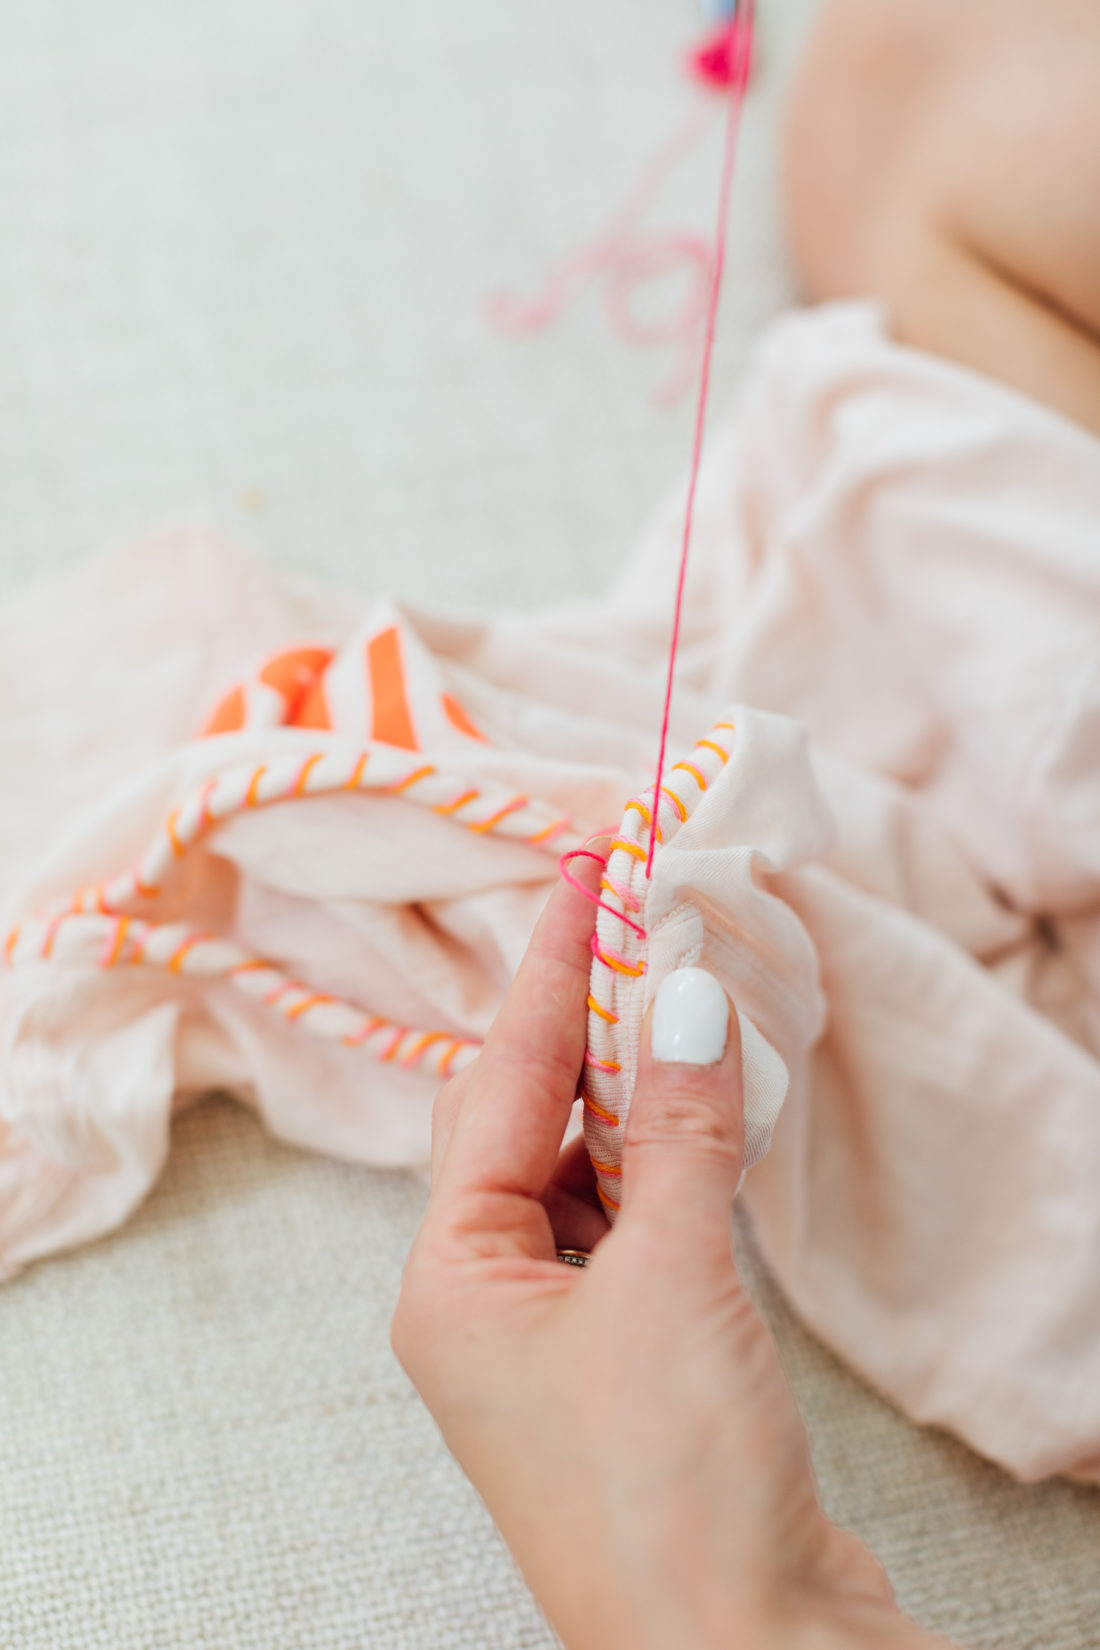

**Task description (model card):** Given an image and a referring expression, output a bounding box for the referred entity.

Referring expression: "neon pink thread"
[601,872,640,912]
[590,932,646,976]
[559,849,646,939]
[647,5,753,877]
[584,1052,622,1073]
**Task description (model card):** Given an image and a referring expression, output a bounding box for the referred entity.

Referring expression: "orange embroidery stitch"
[286,993,332,1021]
[658,786,688,823]
[582,1093,620,1127]
[292,753,324,797]
[167,810,187,856]
[594,944,646,978]
[527,816,571,845]
[585,1052,622,1073]
[608,837,647,863]
[103,918,131,969]
[167,936,204,974]
[469,796,528,833]
[434,789,479,816]
[386,764,436,794]
[439,1038,468,1078]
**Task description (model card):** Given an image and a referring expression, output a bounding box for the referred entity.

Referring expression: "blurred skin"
[392,865,956,1650]
[392,4,1100,1643]
[783,0,1100,435]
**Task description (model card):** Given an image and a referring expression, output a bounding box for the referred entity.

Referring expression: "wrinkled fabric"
[2,301,1099,1484]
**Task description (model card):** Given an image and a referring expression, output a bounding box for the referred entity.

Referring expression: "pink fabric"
[2,301,1099,1484]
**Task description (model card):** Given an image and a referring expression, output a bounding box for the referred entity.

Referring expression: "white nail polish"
[651,968,729,1066]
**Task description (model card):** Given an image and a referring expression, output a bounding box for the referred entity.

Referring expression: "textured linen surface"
[4,302,1100,1498]
[3,0,1099,1646]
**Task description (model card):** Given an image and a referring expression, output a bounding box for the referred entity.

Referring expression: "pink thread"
[601,871,640,913]
[487,104,715,403]
[584,1051,622,1073]
[646,5,753,877]
[559,848,646,939]
[689,21,745,90]
[590,932,647,976]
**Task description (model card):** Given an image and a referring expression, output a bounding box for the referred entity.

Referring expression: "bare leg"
[782,0,1100,434]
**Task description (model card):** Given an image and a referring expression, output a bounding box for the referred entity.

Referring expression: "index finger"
[435,858,599,1206]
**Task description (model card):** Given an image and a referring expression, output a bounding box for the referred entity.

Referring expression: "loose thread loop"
[559,847,647,939]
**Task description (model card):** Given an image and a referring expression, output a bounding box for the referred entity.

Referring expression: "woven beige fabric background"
[1,3,1098,1648]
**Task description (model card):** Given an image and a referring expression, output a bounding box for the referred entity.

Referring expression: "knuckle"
[626,1083,740,1162]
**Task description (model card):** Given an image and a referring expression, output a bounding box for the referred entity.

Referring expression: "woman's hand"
[391,867,956,1650]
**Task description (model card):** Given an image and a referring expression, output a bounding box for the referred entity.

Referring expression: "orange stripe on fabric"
[587,994,618,1025]
[713,721,737,732]
[582,1093,620,1127]
[260,647,334,725]
[231,959,270,976]
[672,761,707,789]
[246,766,268,806]
[41,921,61,959]
[589,1158,622,1177]
[344,752,369,790]
[597,1186,621,1212]
[441,693,488,743]
[697,739,729,763]
[3,926,19,965]
[658,786,688,823]
[367,626,418,751]
[296,678,332,731]
[202,684,246,737]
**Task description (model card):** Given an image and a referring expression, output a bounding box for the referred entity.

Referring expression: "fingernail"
[651,967,729,1066]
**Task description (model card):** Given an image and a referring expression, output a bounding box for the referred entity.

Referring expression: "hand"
[391,865,957,1650]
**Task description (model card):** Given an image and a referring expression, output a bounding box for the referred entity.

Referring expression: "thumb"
[619,967,744,1247]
